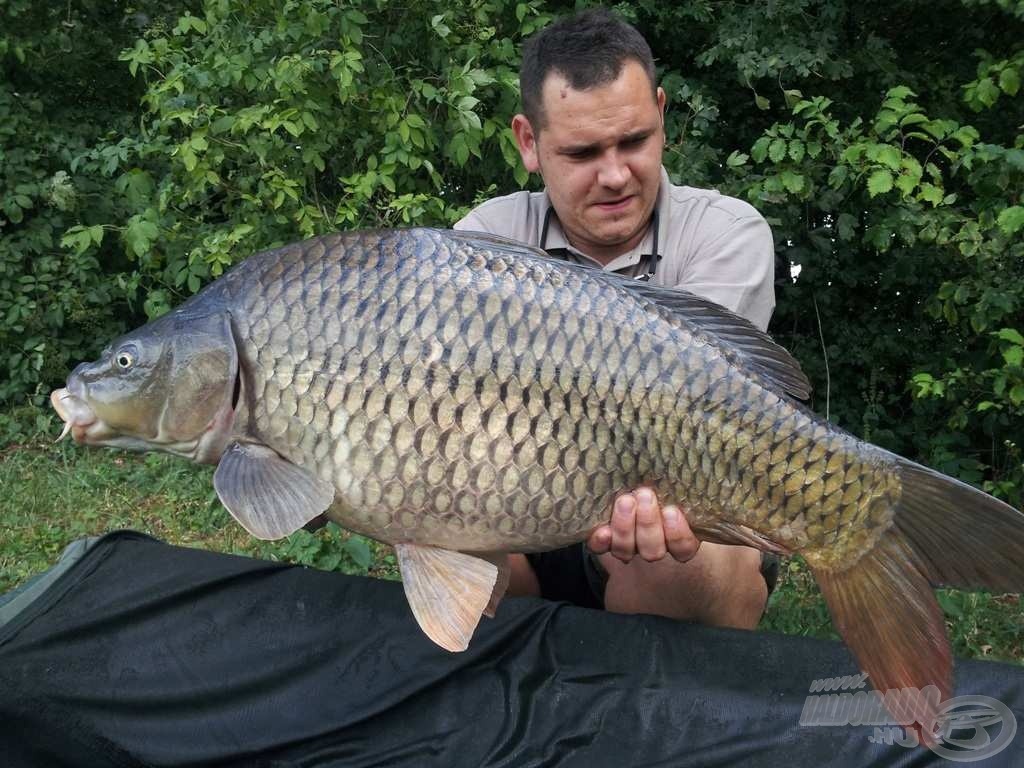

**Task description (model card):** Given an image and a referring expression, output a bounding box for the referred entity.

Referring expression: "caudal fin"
[809,457,1024,740]
[893,460,1024,591]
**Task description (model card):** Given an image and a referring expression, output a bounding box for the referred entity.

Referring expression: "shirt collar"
[539,166,671,271]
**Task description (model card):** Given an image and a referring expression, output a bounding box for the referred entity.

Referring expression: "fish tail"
[808,457,1024,741]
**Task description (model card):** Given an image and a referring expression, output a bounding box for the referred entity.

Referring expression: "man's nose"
[596,152,630,189]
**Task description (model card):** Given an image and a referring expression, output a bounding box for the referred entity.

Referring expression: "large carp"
[52,228,1024,732]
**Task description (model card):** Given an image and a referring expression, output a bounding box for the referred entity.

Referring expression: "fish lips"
[50,387,99,444]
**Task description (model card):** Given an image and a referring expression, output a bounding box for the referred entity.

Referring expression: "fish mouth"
[50,388,101,444]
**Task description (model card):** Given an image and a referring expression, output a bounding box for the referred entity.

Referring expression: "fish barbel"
[51,228,1024,734]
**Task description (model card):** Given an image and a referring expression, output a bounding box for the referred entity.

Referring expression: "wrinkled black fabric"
[1,531,1022,767]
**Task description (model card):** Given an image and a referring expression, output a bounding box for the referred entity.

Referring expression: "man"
[454,8,777,629]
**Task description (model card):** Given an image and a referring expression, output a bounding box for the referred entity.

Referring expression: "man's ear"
[657,86,666,127]
[511,113,540,173]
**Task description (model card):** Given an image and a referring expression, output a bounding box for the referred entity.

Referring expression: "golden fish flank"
[51,227,1024,736]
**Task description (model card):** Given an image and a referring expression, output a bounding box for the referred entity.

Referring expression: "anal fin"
[479,553,510,618]
[395,544,498,652]
[693,519,792,555]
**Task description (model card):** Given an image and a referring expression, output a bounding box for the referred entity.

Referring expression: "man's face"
[513,59,666,263]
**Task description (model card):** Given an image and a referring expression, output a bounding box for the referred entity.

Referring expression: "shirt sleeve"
[673,214,776,332]
[453,209,489,233]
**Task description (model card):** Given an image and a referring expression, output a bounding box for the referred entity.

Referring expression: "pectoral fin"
[213,442,335,540]
[395,544,499,652]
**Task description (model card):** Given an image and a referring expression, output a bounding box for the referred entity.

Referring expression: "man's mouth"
[594,195,635,212]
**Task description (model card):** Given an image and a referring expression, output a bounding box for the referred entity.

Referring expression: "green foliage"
[737,81,1023,503]
[0,1,173,405]
[254,523,388,577]
[636,0,1024,505]
[1,0,552,405]
[0,407,394,592]
[110,0,549,308]
[2,0,1023,508]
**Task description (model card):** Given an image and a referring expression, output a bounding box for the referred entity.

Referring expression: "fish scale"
[53,226,1024,731]
[220,228,881,556]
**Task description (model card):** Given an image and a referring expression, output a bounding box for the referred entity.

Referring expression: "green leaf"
[894,172,917,196]
[755,94,770,111]
[117,170,156,208]
[975,77,1001,108]
[780,170,805,194]
[124,215,159,258]
[886,85,915,100]
[867,169,893,197]
[998,67,1020,96]
[867,143,901,170]
[996,328,1024,345]
[431,14,451,39]
[180,145,197,172]
[726,151,748,167]
[788,140,805,162]
[61,227,94,255]
[918,182,944,205]
[344,536,373,569]
[827,165,848,189]
[751,137,770,163]
[996,206,1024,235]
[212,114,235,133]
[1011,384,1024,406]
[1003,346,1023,367]
[899,113,928,127]
[837,213,857,241]
[768,138,787,163]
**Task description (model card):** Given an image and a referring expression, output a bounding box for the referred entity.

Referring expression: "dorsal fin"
[447,229,812,401]
[618,280,812,400]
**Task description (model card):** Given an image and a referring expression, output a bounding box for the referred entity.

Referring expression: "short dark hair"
[520,8,657,128]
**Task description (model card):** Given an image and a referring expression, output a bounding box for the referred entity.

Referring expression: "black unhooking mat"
[1,531,1022,767]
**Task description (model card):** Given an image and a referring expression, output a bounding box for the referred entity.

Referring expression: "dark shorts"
[526,545,780,610]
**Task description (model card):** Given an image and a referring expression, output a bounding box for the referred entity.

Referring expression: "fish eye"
[114,345,137,370]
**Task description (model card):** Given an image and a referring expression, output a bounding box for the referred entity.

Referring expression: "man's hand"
[586,487,701,564]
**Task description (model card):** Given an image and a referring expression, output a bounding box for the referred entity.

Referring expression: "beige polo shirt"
[454,167,776,331]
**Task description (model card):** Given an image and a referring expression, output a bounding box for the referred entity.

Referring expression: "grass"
[2,406,1021,666]
[0,407,396,595]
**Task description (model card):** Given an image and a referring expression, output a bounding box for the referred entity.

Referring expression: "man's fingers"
[609,493,637,562]
[663,504,701,562]
[634,488,667,562]
[586,525,612,554]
